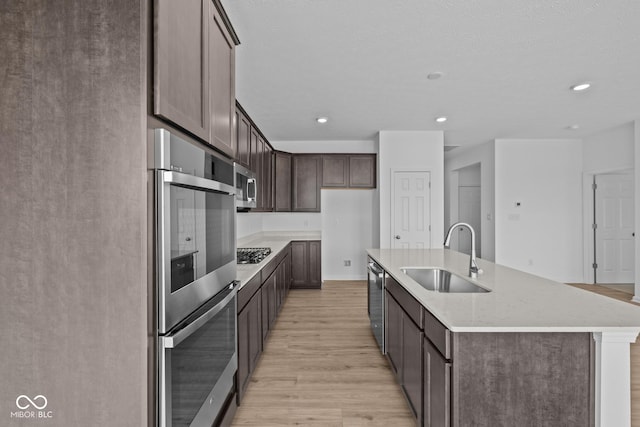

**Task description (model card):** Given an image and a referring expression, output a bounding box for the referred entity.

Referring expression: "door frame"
[582,168,634,284]
[390,169,432,249]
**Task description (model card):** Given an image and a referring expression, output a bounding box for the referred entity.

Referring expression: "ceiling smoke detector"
[427,71,444,80]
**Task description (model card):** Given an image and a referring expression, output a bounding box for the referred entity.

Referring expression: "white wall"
[378,131,444,248]
[321,190,374,280]
[583,122,635,173]
[494,139,583,283]
[444,142,496,261]
[635,120,640,302]
[580,122,636,284]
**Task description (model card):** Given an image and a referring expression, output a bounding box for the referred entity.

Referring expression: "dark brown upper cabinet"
[321,154,376,189]
[274,152,292,212]
[154,0,239,157]
[322,155,349,187]
[208,2,236,158]
[292,155,322,212]
[256,136,272,211]
[349,154,376,188]
[235,104,251,169]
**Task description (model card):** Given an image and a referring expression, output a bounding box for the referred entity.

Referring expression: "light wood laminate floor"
[231,281,414,426]
[232,281,640,426]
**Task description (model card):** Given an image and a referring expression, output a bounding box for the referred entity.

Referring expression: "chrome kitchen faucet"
[444,222,482,279]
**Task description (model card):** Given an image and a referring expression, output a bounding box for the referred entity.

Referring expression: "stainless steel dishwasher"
[367,258,385,353]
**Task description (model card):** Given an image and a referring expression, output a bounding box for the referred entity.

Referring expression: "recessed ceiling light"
[566,124,580,130]
[427,71,444,80]
[570,82,591,92]
[435,116,447,123]
[316,117,328,124]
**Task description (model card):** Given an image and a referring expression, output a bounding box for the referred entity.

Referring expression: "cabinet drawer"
[237,273,261,312]
[385,275,423,329]
[423,307,451,360]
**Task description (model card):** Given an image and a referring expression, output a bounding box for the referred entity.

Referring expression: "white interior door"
[457,186,481,257]
[392,171,431,249]
[595,173,635,283]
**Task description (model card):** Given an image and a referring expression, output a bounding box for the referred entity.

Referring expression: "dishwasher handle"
[367,262,384,278]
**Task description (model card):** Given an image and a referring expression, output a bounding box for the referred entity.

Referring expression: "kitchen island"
[368,248,640,427]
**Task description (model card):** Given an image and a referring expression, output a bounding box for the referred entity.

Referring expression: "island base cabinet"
[423,337,451,427]
[385,287,422,423]
[450,332,593,427]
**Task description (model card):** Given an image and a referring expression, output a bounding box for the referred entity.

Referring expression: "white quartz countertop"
[368,248,640,333]
[236,231,321,288]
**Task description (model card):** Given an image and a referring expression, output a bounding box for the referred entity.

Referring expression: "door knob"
[394,235,401,239]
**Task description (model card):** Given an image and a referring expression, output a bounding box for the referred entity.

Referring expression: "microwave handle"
[161,281,238,349]
[247,178,257,202]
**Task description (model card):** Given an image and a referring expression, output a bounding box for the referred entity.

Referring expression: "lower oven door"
[159,282,238,427]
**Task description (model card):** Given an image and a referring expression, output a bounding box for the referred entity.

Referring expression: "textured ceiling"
[221,0,640,147]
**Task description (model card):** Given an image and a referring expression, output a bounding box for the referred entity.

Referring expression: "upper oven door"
[157,170,237,333]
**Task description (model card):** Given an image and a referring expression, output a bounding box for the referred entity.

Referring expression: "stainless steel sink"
[400,267,490,293]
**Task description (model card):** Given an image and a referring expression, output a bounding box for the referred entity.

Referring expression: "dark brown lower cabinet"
[290,240,321,289]
[237,288,262,403]
[423,337,450,427]
[237,246,292,405]
[385,289,422,422]
[385,291,402,377]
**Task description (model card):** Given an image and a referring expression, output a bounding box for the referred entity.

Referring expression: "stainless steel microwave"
[234,163,257,210]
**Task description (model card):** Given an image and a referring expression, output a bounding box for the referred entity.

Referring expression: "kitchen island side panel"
[0,1,148,426]
[452,332,593,427]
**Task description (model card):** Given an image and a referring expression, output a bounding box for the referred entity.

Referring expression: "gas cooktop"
[237,247,272,264]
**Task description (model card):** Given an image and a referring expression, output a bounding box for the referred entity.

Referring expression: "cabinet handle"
[394,235,401,240]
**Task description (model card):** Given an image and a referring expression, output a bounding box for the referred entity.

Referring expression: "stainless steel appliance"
[154,129,238,427]
[237,247,271,264]
[158,282,238,427]
[154,128,237,334]
[234,163,256,211]
[367,258,385,353]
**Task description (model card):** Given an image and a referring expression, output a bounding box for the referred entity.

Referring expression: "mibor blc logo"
[10,395,53,420]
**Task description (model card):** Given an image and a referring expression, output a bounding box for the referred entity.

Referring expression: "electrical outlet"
[344,260,351,267]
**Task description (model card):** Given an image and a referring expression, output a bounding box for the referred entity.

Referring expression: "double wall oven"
[153,129,237,427]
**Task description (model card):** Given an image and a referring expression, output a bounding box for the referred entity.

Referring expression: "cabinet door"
[235,106,251,168]
[385,291,402,378]
[237,300,250,402]
[261,140,272,211]
[423,337,451,427]
[292,155,321,212]
[284,247,292,293]
[248,291,263,374]
[154,0,210,141]
[261,280,269,342]
[308,241,322,288]
[237,289,262,403]
[265,274,277,330]
[250,127,260,175]
[349,155,376,188]
[208,2,235,157]
[322,155,348,187]
[274,152,292,212]
[290,241,308,288]
[403,316,423,422]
